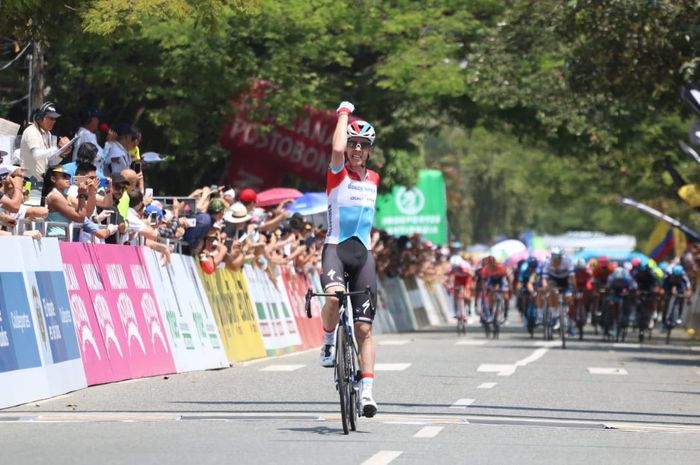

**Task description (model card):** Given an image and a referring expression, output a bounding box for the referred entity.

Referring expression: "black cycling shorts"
[320,237,377,324]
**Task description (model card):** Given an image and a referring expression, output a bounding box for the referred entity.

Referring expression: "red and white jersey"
[325,163,380,249]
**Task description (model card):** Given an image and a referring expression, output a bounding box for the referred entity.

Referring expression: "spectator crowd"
[0,101,458,286]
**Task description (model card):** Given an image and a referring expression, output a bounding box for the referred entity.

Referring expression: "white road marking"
[478,382,497,389]
[361,451,403,465]
[613,343,641,349]
[587,367,628,375]
[478,345,554,376]
[377,340,411,346]
[259,364,305,372]
[690,347,700,352]
[456,340,488,346]
[413,426,444,438]
[450,398,475,408]
[478,363,515,375]
[375,363,411,371]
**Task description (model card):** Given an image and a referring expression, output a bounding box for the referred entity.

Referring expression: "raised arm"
[331,101,354,170]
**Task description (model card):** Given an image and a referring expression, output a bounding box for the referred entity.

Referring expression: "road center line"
[361,451,403,465]
[450,398,475,408]
[478,382,497,389]
[413,426,444,438]
[587,367,628,375]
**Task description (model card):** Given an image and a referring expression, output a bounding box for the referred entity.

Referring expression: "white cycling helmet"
[347,120,376,146]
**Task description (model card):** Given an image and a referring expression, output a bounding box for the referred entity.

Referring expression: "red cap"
[238,188,257,203]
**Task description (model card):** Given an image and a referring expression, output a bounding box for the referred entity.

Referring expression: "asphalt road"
[2,316,699,465]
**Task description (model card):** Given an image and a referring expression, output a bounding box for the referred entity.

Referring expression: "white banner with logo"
[142,249,228,372]
[243,264,302,353]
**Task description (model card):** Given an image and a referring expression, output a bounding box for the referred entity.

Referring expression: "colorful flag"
[645,221,674,261]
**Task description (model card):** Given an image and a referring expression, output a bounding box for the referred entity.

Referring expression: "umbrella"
[287,192,328,216]
[255,187,303,207]
[572,248,649,264]
[489,239,527,265]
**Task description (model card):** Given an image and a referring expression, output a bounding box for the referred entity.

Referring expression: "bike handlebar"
[304,287,375,319]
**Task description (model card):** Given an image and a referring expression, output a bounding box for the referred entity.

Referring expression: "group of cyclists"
[448,244,694,343]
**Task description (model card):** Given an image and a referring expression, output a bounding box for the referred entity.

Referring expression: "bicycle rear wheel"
[336,326,352,434]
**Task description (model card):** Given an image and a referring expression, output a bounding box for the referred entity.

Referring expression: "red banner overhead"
[219,94,361,190]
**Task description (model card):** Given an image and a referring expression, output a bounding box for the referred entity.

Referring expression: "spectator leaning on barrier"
[0,165,47,238]
[42,166,95,239]
[199,229,228,274]
[125,189,170,261]
[183,197,227,253]
[67,163,118,242]
[222,201,253,270]
[63,142,109,189]
[20,102,73,186]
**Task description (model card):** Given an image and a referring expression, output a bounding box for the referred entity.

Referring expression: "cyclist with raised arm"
[318,101,380,418]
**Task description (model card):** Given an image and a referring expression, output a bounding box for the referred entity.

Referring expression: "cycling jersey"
[542,257,573,280]
[663,274,691,294]
[325,163,380,250]
[573,268,593,291]
[634,268,658,292]
[607,271,637,296]
[482,264,508,290]
[592,264,614,287]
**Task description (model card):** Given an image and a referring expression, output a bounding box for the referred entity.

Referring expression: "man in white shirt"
[72,108,109,171]
[104,123,134,177]
[20,101,73,183]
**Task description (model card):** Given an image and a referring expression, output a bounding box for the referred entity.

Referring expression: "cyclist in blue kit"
[319,101,380,418]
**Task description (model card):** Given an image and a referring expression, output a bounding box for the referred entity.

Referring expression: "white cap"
[142,152,164,163]
[223,188,236,199]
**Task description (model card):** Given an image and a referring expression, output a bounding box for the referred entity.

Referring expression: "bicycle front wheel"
[336,326,352,434]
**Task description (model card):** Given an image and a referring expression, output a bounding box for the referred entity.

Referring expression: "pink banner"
[60,243,176,384]
[61,243,115,385]
[280,267,323,349]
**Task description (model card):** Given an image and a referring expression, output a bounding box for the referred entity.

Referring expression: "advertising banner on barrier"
[199,266,266,362]
[416,278,443,326]
[91,245,176,377]
[1,237,86,409]
[61,243,114,385]
[244,264,301,354]
[378,276,417,332]
[374,281,398,334]
[403,277,431,328]
[63,243,177,381]
[143,250,229,372]
[280,267,322,349]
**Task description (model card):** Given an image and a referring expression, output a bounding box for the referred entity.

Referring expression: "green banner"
[375,169,448,244]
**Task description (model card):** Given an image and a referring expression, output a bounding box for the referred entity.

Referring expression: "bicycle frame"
[305,285,374,434]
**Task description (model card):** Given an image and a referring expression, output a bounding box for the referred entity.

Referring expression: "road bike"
[519,288,537,339]
[663,291,685,345]
[573,290,589,341]
[481,288,506,339]
[635,290,656,343]
[542,288,567,349]
[453,285,468,336]
[305,285,374,435]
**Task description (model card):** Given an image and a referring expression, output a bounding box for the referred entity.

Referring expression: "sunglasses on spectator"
[347,140,371,149]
